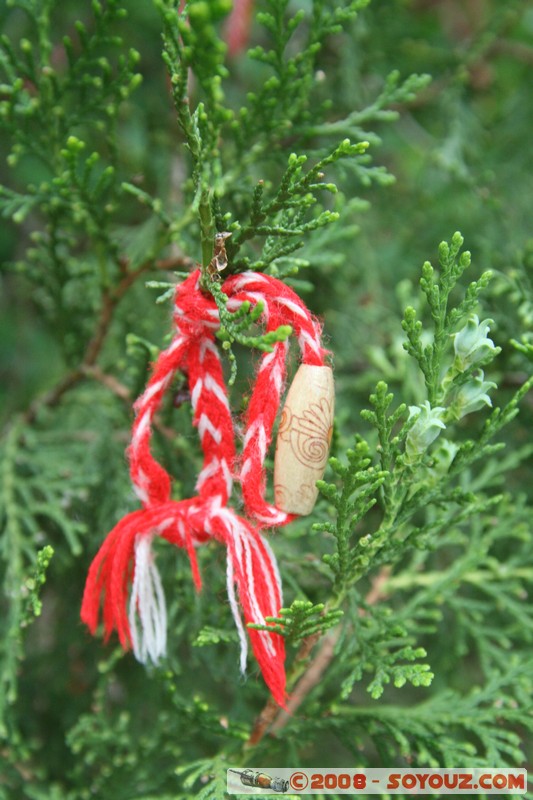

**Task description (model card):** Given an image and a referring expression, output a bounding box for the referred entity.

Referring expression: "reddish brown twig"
[81,365,131,402]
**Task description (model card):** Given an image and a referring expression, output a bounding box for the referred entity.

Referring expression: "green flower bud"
[448,370,496,420]
[452,315,500,371]
[405,401,446,464]
[427,438,460,478]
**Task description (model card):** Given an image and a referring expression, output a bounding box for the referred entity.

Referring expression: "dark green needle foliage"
[0,1,532,798]
[247,599,344,641]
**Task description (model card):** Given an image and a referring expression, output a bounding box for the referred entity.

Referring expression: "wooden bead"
[274,364,334,515]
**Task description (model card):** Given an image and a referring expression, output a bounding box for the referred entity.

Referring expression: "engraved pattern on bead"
[274,365,334,515]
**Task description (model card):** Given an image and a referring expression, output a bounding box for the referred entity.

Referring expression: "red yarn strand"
[81,269,328,706]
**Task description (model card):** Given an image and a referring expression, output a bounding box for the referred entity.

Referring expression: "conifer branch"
[246,567,392,747]
[23,254,193,424]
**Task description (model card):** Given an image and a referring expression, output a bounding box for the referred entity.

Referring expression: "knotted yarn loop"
[81,269,329,706]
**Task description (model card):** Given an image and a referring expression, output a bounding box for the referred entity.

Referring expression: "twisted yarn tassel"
[81,269,328,706]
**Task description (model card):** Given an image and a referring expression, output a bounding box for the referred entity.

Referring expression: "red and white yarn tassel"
[81,268,329,707]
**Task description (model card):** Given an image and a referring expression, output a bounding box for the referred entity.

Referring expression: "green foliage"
[175,758,229,800]
[313,232,525,608]
[248,598,343,640]
[0,0,141,169]
[339,604,433,701]
[314,435,387,591]
[0,420,87,732]
[209,272,292,384]
[224,139,367,274]
[1,1,532,798]
[193,625,236,648]
[240,0,368,142]
[333,661,531,768]
[402,232,497,405]
[22,544,54,622]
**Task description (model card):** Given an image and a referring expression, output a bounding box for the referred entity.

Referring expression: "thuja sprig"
[159,0,231,121]
[2,134,119,286]
[0,0,140,168]
[360,382,409,514]
[247,599,343,641]
[402,232,494,405]
[207,276,292,385]
[21,545,54,625]
[55,135,118,250]
[322,385,418,581]
[511,337,533,360]
[122,182,173,229]
[0,2,145,345]
[397,233,513,476]
[156,0,232,267]
[0,185,39,224]
[226,139,368,271]
[385,495,533,670]
[358,376,533,558]
[193,626,236,648]
[307,70,432,146]
[334,660,531,768]
[313,436,387,592]
[236,0,369,149]
[341,608,433,701]
[316,234,525,593]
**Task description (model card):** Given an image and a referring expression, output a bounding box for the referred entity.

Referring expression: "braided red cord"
[81,269,328,706]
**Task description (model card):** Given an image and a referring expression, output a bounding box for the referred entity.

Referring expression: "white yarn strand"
[217,508,276,659]
[129,534,168,665]
[233,519,276,658]
[226,552,248,674]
